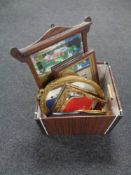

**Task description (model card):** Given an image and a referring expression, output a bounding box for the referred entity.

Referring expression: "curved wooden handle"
[10,48,25,63]
[10,16,92,60]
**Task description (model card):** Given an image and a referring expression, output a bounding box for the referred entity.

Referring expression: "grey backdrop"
[0,0,131,174]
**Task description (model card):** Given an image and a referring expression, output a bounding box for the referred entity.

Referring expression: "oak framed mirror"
[10,17,92,88]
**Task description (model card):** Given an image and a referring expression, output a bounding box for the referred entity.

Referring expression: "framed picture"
[51,50,99,84]
[31,33,83,75]
[51,83,106,113]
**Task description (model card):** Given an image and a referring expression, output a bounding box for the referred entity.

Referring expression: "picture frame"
[51,83,106,113]
[51,50,99,84]
[10,17,92,88]
[31,33,83,75]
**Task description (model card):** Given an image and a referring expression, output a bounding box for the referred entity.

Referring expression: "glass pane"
[68,59,90,72]
[31,33,83,75]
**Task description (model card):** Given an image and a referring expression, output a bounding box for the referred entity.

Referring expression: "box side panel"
[42,116,114,135]
[104,64,123,134]
[97,63,123,134]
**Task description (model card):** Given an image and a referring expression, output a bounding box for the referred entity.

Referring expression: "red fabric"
[63,96,93,112]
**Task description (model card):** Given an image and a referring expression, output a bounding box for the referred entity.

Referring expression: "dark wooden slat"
[20,21,92,56]
[35,26,70,43]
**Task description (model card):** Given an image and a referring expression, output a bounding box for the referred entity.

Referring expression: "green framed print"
[31,33,83,75]
[51,50,99,84]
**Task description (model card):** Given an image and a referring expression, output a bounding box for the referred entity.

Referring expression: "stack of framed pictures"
[37,49,107,116]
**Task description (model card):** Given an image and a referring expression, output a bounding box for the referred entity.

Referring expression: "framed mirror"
[31,33,83,75]
[10,17,92,88]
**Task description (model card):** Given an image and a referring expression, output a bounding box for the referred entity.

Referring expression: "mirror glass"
[31,33,83,75]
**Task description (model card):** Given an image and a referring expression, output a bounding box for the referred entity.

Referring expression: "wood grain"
[41,115,114,135]
[10,17,92,88]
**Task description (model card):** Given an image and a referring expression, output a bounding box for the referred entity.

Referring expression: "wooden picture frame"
[31,33,83,75]
[51,83,106,113]
[10,17,92,88]
[51,50,99,84]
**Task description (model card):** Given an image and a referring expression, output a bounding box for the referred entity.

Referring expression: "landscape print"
[31,33,83,75]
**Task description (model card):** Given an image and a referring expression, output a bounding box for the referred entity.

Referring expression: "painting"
[65,59,90,73]
[31,33,83,75]
[51,84,105,113]
[51,50,99,84]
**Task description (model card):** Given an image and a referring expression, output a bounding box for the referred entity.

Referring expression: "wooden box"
[10,17,123,135]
